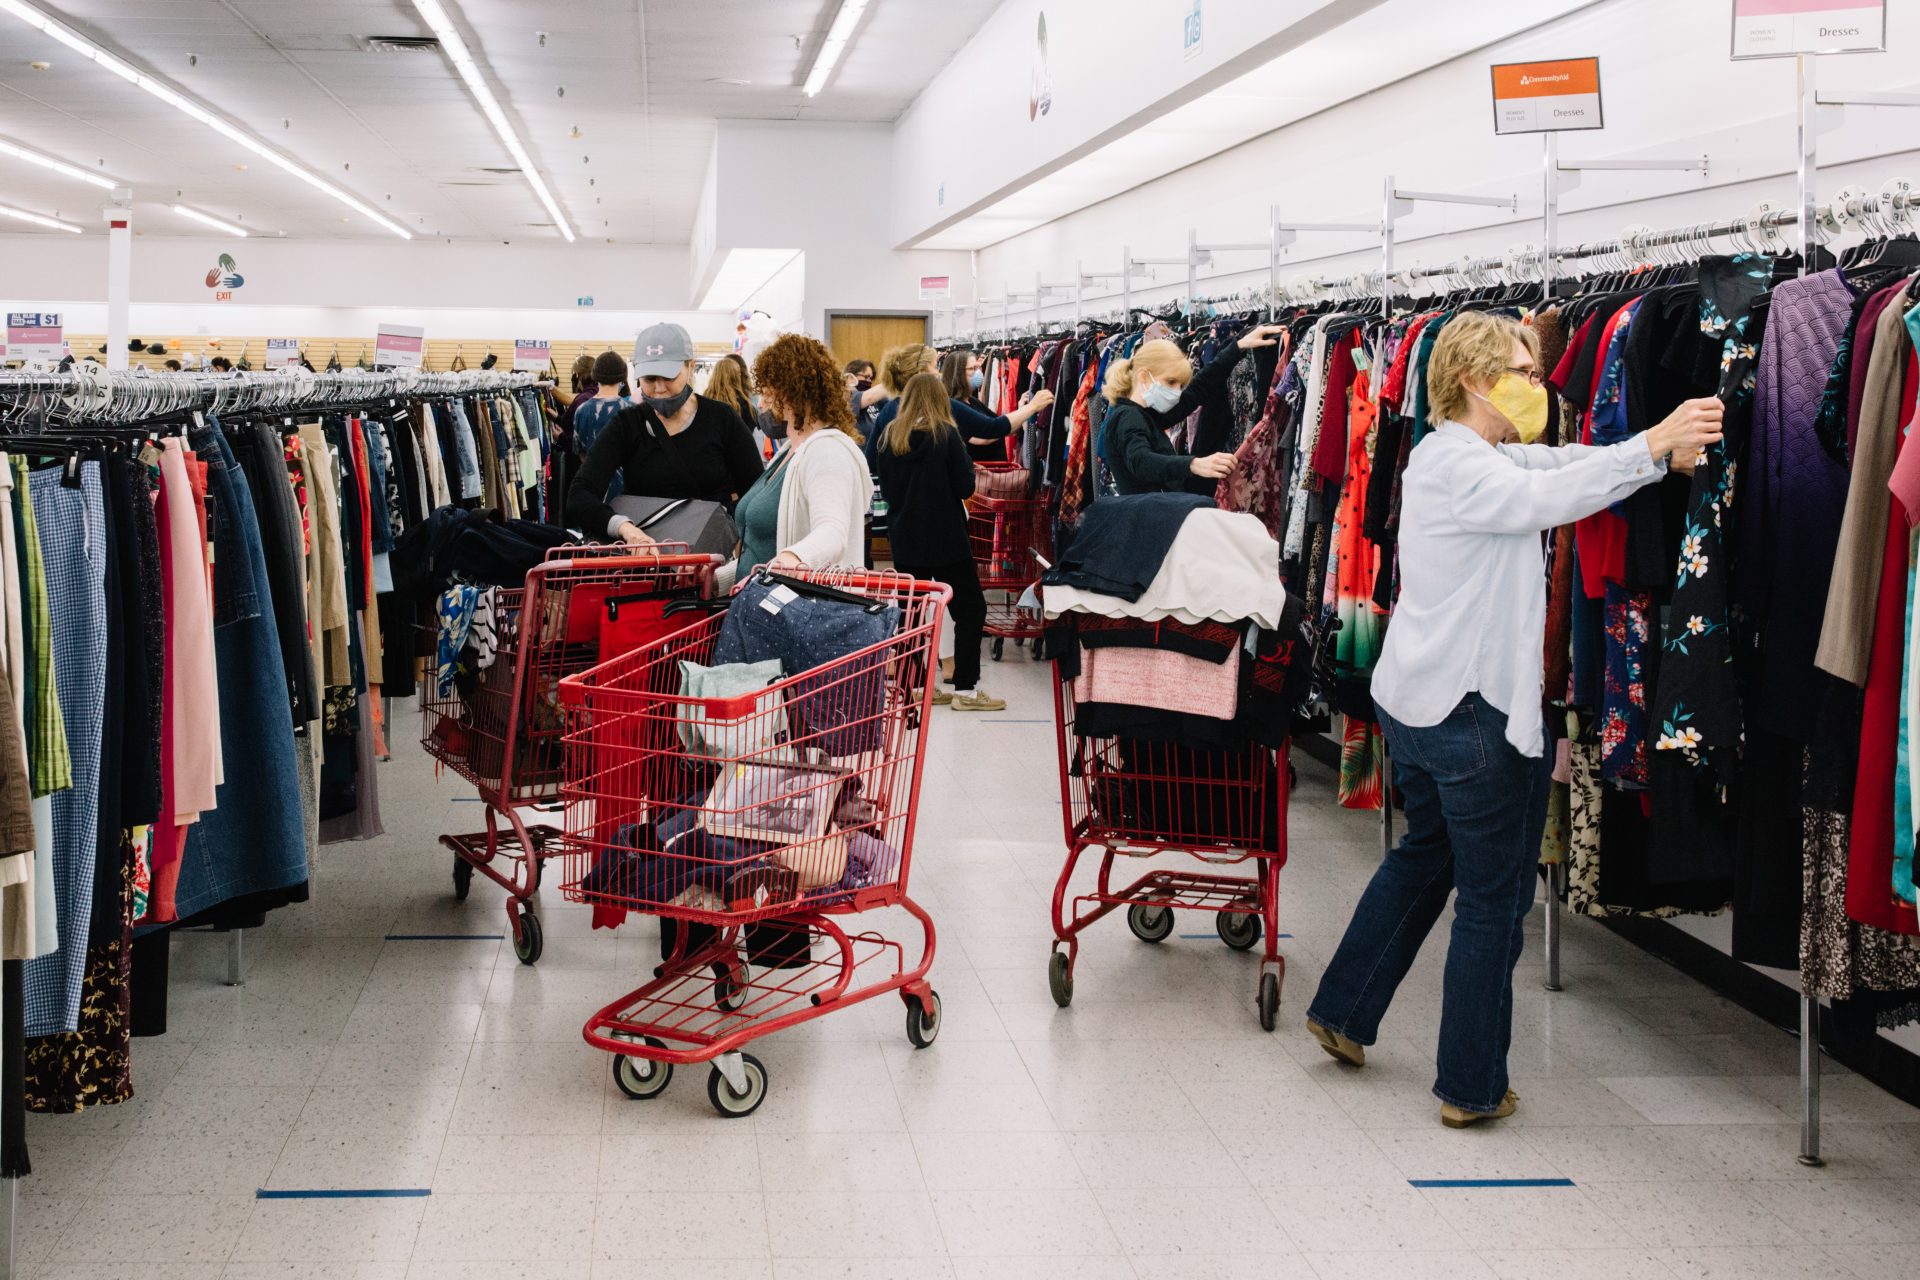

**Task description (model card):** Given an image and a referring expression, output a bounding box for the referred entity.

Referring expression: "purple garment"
[1736,268,1858,743]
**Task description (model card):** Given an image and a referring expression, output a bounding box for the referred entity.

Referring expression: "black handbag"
[609,493,739,558]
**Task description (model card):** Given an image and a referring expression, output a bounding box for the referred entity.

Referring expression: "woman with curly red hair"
[728,333,872,584]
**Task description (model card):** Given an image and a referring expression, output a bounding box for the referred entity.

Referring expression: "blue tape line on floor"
[257,1189,431,1199]
[384,934,505,941]
[1408,1178,1576,1189]
[451,796,484,801]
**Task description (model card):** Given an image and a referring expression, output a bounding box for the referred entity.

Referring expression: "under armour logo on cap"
[645,345,665,355]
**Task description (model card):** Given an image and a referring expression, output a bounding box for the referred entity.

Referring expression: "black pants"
[898,557,986,691]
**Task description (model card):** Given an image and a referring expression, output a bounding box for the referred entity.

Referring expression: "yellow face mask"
[1476,373,1549,444]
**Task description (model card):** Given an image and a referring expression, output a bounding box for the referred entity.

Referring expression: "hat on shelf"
[127,338,145,351]
[145,342,168,355]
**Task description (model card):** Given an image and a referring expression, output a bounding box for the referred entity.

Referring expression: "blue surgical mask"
[1142,379,1181,413]
[968,370,984,392]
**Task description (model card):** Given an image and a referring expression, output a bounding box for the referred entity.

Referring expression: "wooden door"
[828,314,929,370]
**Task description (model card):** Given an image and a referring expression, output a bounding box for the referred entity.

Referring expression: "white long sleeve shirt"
[1371,422,1666,758]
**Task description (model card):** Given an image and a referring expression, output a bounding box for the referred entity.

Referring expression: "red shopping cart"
[420,546,720,964]
[558,567,950,1118]
[1047,663,1292,1029]
[968,465,1051,662]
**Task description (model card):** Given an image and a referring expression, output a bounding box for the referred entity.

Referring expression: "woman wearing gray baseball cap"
[566,321,764,543]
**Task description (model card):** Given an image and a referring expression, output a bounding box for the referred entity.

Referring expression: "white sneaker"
[950,688,1007,712]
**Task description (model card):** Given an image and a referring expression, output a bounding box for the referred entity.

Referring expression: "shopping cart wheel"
[1257,972,1280,1032]
[451,857,473,902]
[713,961,747,1013]
[906,991,942,1048]
[512,906,544,966]
[991,637,1006,662]
[612,1037,672,1101]
[706,1053,768,1119]
[1127,903,1174,944]
[1047,950,1073,1007]
[1216,909,1262,951]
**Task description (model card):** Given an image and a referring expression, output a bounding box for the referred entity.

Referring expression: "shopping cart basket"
[968,465,1051,662]
[420,546,720,964]
[559,567,951,1117]
[1047,661,1292,1029]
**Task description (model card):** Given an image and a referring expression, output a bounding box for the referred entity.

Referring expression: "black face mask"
[643,384,694,418]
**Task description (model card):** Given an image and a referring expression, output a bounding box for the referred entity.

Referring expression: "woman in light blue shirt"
[1304,311,1723,1128]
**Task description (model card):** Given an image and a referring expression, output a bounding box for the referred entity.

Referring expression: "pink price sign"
[373,324,426,369]
[1732,0,1885,58]
[5,312,63,364]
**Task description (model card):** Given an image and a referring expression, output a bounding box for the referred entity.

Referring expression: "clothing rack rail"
[0,367,545,422]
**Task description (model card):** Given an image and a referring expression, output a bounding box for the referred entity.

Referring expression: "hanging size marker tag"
[60,451,81,489]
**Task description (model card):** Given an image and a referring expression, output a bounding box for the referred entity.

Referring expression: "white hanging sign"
[5,312,63,364]
[513,339,552,371]
[1731,0,1886,59]
[264,338,301,368]
[918,275,952,301]
[373,323,425,369]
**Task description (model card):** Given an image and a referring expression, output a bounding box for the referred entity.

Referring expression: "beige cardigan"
[1814,296,1912,687]
[718,427,871,589]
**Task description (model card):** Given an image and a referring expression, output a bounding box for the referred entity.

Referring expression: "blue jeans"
[1306,693,1550,1114]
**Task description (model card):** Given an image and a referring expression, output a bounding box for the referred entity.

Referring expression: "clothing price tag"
[760,583,799,616]
[264,338,300,368]
[5,312,63,364]
[1490,58,1603,135]
[513,339,551,371]
[373,323,425,369]
[1731,0,1885,58]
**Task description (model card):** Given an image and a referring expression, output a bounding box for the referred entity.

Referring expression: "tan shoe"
[1306,1018,1366,1068]
[930,685,954,706]
[1440,1089,1519,1129]
[950,688,1007,712]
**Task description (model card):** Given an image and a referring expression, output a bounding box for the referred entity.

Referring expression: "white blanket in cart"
[1041,508,1289,630]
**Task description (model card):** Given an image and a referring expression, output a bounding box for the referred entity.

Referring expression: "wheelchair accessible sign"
[1490,58,1603,135]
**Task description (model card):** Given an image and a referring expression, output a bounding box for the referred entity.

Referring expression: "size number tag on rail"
[1490,58,1603,135]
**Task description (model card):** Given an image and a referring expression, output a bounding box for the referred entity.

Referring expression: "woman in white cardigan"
[726,334,871,586]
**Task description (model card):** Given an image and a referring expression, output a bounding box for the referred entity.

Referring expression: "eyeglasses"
[1504,366,1543,386]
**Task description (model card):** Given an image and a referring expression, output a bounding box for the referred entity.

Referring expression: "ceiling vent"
[361,35,442,54]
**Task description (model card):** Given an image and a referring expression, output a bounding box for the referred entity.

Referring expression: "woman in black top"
[1098,323,1283,494]
[566,323,764,543]
[872,373,1000,711]
[940,349,1010,463]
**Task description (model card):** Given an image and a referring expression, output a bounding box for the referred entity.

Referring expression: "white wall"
[739,250,808,335]
[0,234,697,311]
[890,0,1376,246]
[710,121,973,338]
[963,0,1920,332]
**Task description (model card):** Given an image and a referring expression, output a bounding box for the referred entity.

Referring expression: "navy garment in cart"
[713,576,900,758]
[1044,492,1212,602]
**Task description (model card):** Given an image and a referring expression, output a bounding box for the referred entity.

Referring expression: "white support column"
[104,192,133,372]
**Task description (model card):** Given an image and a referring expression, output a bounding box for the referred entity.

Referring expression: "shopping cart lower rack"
[1047,660,1292,1029]
[968,467,1051,662]
[558,568,951,1117]
[419,546,718,964]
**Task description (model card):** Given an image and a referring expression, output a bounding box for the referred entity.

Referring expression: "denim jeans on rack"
[1306,693,1550,1115]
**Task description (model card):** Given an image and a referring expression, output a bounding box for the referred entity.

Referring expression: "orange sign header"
[1492,58,1601,102]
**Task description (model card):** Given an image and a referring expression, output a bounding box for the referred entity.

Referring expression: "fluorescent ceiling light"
[173,204,248,237]
[0,137,117,189]
[700,248,801,311]
[411,0,575,243]
[0,201,83,233]
[803,0,868,96]
[0,0,412,238]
